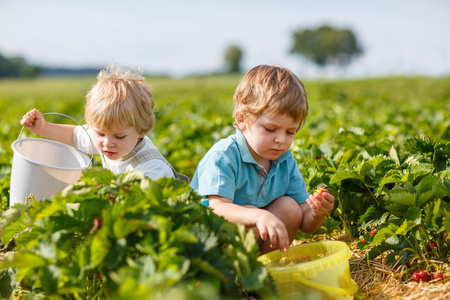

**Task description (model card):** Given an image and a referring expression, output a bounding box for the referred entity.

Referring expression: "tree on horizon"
[290,25,363,68]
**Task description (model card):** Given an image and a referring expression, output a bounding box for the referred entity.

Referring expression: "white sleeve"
[73,125,98,155]
[134,159,175,181]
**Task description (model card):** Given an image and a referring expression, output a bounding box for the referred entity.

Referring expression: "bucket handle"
[18,112,94,168]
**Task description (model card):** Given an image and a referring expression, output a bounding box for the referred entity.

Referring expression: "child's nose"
[275,133,286,143]
[104,136,115,147]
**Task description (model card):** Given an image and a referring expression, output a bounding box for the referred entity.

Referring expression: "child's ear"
[234,110,246,130]
[139,131,148,138]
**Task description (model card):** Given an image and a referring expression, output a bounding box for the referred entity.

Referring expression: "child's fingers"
[21,109,45,128]
[308,194,334,216]
[270,226,289,251]
[279,233,290,252]
[20,115,34,126]
[267,228,278,249]
[259,230,267,242]
[325,193,335,205]
[31,108,44,120]
[307,196,319,210]
[23,115,37,126]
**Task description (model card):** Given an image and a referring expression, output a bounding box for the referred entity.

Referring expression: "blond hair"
[233,64,308,130]
[85,64,155,135]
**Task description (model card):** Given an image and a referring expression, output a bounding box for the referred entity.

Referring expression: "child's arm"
[209,195,290,251]
[20,109,76,146]
[299,191,335,233]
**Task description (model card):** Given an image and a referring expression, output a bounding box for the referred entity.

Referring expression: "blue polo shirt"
[190,129,310,207]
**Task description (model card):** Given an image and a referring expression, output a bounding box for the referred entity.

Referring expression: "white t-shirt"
[73,125,174,181]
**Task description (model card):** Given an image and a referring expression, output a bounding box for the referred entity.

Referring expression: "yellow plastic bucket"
[258,241,359,299]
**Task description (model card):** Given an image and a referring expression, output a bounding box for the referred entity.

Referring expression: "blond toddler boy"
[21,64,187,182]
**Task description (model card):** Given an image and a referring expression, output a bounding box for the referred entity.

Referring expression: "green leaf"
[423,200,435,230]
[90,229,110,267]
[376,170,402,195]
[233,223,258,254]
[372,223,398,245]
[113,218,149,239]
[35,200,67,220]
[45,215,89,233]
[396,220,419,236]
[4,252,47,269]
[0,206,27,242]
[358,205,385,225]
[0,269,16,299]
[80,167,116,185]
[319,216,341,233]
[385,189,416,207]
[357,156,386,179]
[358,161,375,179]
[443,213,450,233]
[122,171,146,183]
[329,170,360,184]
[416,176,440,206]
[405,206,421,223]
[368,243,396,260]
[168,228,198,245]
[191,258,228,282]
[385,235,400,245]
[39,265,59,295]
[404,163,434,183]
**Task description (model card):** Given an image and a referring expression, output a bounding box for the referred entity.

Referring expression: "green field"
[0,74,449,299]
[2,75,448,178]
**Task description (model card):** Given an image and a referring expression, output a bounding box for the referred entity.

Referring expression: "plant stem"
[362,179,382,207]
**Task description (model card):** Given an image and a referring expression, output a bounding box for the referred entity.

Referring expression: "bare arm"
[20,109,76,146]
[209,195,290,250]
[299,191,335,233]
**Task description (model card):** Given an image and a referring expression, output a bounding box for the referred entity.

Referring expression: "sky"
[1,0,449,79]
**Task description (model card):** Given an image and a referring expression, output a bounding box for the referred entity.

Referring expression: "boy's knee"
[273,196,303,224]
[287,198,303,223]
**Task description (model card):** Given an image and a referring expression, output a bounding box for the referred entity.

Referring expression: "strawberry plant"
[294,132,450,269]
[0,167,276,299]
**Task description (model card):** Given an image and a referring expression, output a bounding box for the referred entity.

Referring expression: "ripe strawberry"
[412,271,421,282]
[419,270,430,282]
[413,270,430,282]
[315,185,328,197]
[370,229,377,236]
[433,272,444,281]
[426,241,437,252]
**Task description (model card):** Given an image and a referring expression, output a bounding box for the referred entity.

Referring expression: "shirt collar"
[120,137,147,161]
[235,129,256,164]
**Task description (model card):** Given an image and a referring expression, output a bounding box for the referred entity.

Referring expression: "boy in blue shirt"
[191,64,335,254]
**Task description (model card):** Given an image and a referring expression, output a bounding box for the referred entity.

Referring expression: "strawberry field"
[0,74,449,299]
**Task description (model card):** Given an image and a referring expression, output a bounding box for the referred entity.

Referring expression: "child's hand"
[21,109,46,135]
[255,210,290,251]
[306,187,335,219]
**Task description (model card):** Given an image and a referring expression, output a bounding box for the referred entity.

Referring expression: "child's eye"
[265,127,275,132]
[287,131,295,135]
[115,135,126,139]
